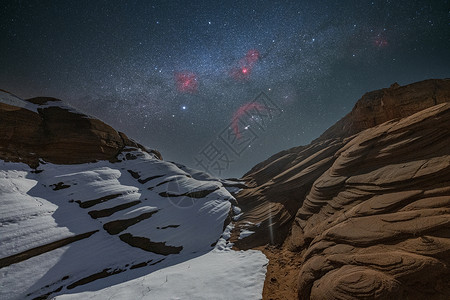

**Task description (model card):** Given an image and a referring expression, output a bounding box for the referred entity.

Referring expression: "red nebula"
[231,102,266,139]
[245,49,260,65]
[230,66,251,80]
[373,35,388,48]
[175,71,198,93]
[230,49,260,81]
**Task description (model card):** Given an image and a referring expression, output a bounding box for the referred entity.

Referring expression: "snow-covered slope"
[0,149,267,299]
[0,89,86,116]
[0,90,38,112]
[55,249,267,300]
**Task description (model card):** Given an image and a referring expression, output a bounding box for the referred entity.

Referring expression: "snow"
[237,221,260,240]
[233,212,243,221]
[215,223,235,251]
[0,149,267,299]
[0,89,95,118]
[0,90,38,112]
[55,250,268,300]
[171,162,246,195]
[38,100,90,116]
[239,229,256,240]
[233,206,242,214]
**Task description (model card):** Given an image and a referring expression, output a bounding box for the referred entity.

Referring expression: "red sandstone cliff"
[232,79,450,299]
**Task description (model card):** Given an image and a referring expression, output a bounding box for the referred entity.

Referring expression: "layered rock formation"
[1,79,449,299]
[0,90,160,168]
[0,90,249,299]
[316,79,450,141]
[0,147,243,299]
[232,79,450,299]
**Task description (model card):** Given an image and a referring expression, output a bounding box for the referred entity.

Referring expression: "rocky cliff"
[0,90,264,299]
[0,90,160,168]
[316,79,450,141]
[1,79,449,299]
[232,79,450,299]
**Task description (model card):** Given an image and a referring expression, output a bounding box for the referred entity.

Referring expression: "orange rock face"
[0,94,158,167]
[317,79,450,141]
[232,79,450,299]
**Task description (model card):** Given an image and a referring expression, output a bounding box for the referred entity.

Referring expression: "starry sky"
[1,0,449,177]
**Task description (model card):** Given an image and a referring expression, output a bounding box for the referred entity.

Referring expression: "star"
[1,0,447,179]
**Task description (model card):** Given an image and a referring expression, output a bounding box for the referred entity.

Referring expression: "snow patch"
[215,223,234,251]
[55,250,268,300]
[0,90,38,113]
[233,213,243,221]
[239,229,256,240]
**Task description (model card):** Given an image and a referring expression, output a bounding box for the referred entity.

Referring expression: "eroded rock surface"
[317,78,450,141]
[233,79,450,299]
[0,91,160,167]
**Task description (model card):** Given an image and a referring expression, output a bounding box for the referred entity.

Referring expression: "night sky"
[1,1,449,177]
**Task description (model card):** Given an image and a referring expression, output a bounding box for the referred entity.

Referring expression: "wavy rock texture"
[316,79,450,141]
[0,148,237,299]
[232,79,450,299]
[0,92,160,167]
[1,89,271,300]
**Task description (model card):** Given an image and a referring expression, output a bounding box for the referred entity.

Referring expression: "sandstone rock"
[232,79,450,299]
[0,92,158,167]
[316,78,450,141]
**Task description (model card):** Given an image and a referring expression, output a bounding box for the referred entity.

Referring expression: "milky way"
[1,1,449,177]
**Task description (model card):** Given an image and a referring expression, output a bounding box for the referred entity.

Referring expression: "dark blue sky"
[1,0,449,177]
